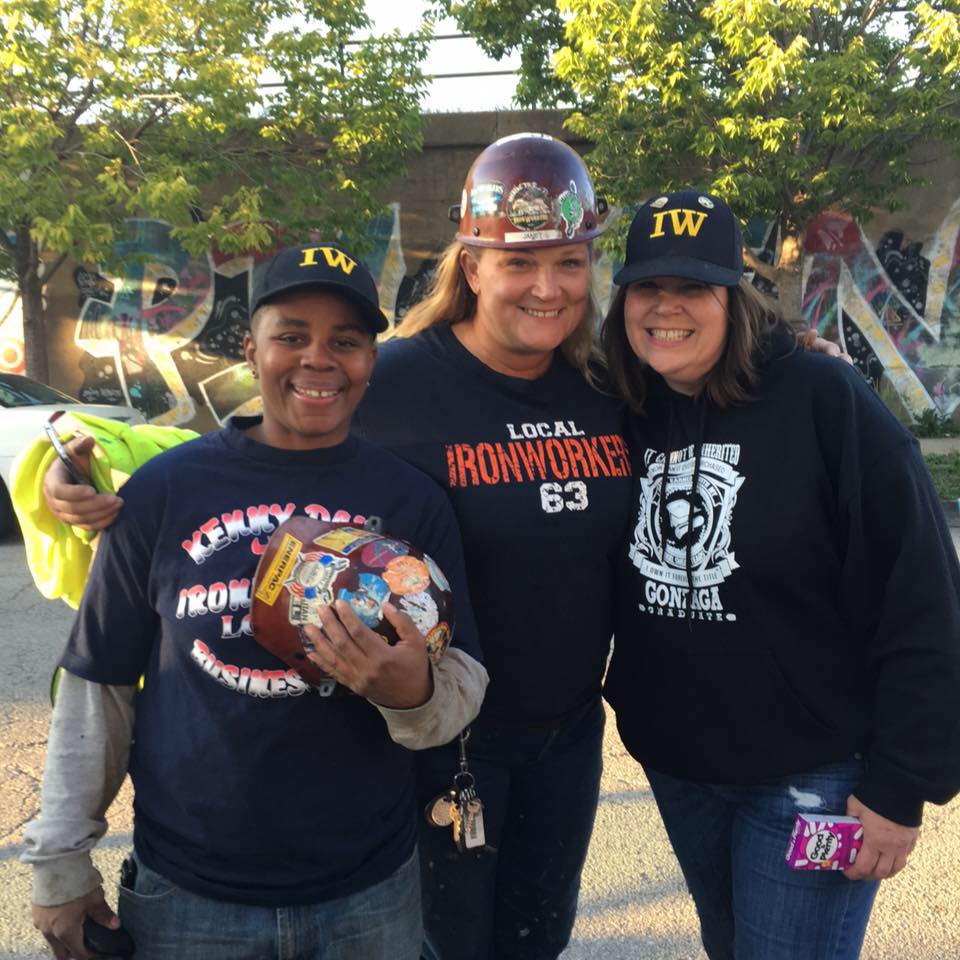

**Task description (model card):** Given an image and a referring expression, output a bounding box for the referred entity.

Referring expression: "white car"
[0,373,145,536]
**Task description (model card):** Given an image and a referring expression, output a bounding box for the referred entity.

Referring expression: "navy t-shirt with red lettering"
[356,324,631,727]
[61,420,480,906]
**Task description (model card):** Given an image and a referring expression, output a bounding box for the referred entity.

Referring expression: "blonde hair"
[600,278,787,412]
[393,240,603,384]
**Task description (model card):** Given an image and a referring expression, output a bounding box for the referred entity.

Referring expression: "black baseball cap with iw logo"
[613,189,745,288]
[250,242,389,334]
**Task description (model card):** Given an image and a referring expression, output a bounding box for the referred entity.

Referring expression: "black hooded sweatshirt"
[606,329,960,827]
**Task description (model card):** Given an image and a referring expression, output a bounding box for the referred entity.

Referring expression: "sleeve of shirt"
[21,671,136,906]
[374,647,488,749]
[371,471,487,748]
[59,476,160,685]
[840,430,960,827]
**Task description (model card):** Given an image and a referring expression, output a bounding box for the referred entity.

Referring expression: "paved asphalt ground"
[1,531,959,960]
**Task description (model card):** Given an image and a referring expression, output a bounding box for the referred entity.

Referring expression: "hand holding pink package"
[785,814,863,870]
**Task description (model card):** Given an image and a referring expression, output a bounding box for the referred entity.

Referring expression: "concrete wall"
[3,111,957,431]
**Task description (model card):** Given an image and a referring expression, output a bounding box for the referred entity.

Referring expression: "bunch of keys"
[425,728,486,852]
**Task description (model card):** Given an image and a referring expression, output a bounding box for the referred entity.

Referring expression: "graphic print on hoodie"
[629,441,744,623]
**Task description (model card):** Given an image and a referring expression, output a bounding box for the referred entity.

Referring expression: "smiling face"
[457,243,592,378]
[623,277,730,395]
[243,289,377,450]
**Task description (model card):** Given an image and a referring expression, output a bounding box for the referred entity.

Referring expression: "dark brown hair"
[600,278,786,412]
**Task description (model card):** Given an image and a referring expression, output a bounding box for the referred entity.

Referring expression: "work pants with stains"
[645,758,880,960]
[416,696,605,960]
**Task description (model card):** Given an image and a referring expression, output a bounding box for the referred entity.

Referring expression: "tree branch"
[127,103,166,144]
[884,26,919,76]
[810,6,825,54]
[125,54,190,143]
[743,247,780,283]
[859,0,885,31]
[51,78,99,153]
[43,251,70,285]
[113,130,146,174]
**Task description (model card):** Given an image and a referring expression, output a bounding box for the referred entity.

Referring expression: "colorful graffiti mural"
[364,203,407,326]
[73,219,266,425]
[802,209,958,419]
[0,278,25,374]
[70,207,407,427]
[54,197,960,427]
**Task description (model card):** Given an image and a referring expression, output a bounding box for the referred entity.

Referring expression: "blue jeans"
[116,848,422,960]
[646,759,880,960]
[416,696,605,960]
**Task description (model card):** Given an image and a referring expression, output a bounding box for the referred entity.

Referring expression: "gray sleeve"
[372,648,488,750]
[21,671,136,906]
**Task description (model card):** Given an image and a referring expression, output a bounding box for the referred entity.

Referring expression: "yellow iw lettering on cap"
[650,209,708,239]
[298,246,357,275]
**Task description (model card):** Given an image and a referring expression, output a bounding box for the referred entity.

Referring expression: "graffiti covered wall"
[801,208,959,419]
[71,219,263,426]
[47,207,406,430]
[0,278,24,375]
[35,112,960,429]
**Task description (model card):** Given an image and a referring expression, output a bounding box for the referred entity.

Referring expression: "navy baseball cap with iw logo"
[251,242,389,334]
[613,189,745,288]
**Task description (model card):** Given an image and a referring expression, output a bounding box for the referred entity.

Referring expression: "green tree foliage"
[432,0,572,106]
[444,0,960,320]
[1,0,427,379]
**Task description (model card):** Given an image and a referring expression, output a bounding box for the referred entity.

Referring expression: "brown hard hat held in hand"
[251,516,455,687]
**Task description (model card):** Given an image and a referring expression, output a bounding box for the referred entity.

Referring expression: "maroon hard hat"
[251,517,454,688]
[451,133,607,249]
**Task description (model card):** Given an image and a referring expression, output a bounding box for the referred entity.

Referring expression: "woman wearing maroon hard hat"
[358,132,627,959]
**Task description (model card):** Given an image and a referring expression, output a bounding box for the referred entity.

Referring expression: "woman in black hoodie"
[601,189,960,960]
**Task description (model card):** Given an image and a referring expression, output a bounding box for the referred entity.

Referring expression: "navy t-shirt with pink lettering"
[60,419,480,906]
[355,324,631,727]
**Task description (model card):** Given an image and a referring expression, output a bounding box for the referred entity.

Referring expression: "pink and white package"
[785,814,863,870]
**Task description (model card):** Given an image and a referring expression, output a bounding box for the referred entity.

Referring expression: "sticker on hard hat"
[400,590,440,634]
[337,573,391,628]
[470,180,504,218]
[506,182,553,231]
[426,622,452,662]
[557,181,585,239]
[312,526,378,554]
[383,555,431,595]
[251,517,457,689]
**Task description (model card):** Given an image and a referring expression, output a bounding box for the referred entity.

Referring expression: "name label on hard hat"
[504,230,562,244]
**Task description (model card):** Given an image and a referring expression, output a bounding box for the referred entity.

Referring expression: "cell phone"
[81,917,135,958]
[42,415,92,487]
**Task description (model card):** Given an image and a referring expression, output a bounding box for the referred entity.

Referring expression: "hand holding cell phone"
[43,412,93,487]
[82,917,135,958]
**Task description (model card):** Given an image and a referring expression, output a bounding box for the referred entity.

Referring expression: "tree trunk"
[16,229,50,384]
[775,228,805,331]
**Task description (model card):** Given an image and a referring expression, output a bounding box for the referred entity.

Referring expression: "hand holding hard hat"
[252,517,455,707]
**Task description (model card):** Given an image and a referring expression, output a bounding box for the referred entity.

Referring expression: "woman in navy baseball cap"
[23,239,488,960]
[601,190,960,960]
